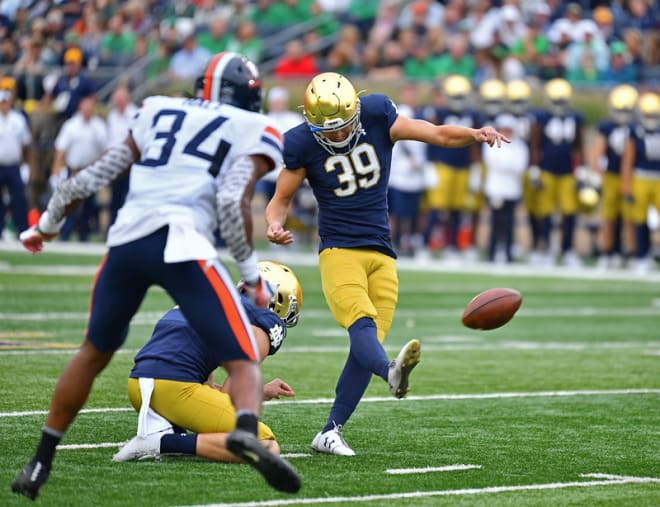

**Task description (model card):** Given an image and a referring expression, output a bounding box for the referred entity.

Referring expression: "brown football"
[461,288,522,330]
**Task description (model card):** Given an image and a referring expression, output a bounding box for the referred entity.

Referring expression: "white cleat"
[388,339,421,399]
[311,423,356,456]
[112,427,173,462]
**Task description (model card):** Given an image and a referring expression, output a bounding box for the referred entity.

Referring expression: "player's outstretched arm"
[390,115,510,148]
[266,168,306,245]
[20,135,139,253]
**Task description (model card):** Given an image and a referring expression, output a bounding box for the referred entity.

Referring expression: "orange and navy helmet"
[195,52,262,112]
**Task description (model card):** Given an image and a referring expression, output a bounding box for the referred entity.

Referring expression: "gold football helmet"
[303,72,362,154]
[443,74,472,112]
[479,78,506,117]
[506,79,531,114]
[638,92,660,131]
[608,84,638,125]
[544,78,572,115]
[257,261,303,328]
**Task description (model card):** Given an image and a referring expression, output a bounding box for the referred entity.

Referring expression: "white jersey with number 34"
[106,95,283,261]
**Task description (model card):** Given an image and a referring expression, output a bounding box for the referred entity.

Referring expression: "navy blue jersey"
[597,120,630,174]
[283,94,398,258]
[423,107,480,167]
[535,110,584,175]
[630,124,660,174]
[130,295,286,383]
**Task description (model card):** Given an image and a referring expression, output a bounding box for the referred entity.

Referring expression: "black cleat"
[226,429,301,493]
[12,460,50,500]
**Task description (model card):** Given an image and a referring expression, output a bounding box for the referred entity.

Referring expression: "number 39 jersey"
[283,94,398,258]
[107,96,283,260]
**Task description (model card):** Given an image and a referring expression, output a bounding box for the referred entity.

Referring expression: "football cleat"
[112,427,173,462]
[388,339,421,399]
[226,429,302,493]
[311,423,356,456]
[12,460,50,500]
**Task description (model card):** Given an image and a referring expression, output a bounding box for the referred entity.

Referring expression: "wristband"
[37,210,65,235]
[237,251,260,285]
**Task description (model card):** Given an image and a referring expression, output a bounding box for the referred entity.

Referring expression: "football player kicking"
[113,261,301,464]
[12,52,301,500]
[266,72,509,456]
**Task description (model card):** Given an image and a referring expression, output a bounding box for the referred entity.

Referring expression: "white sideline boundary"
[2,389,658,419]
[175,474,660,507]
[2,241,660,283]
[386,464,481,474]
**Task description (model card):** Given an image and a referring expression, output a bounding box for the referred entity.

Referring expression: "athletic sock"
[235,411,258,436]
[347,317,389,380]
[33,426,64,469]
[160,433,198,455]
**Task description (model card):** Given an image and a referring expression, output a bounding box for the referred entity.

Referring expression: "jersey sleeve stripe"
[196,260,258,361]
[264,125,283,142]
[260,135,283,153]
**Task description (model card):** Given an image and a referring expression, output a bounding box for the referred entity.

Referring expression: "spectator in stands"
[106,84,138,228]
[436,35,476,79]
[346,0,379,40]
[46,46,96,129]
[126,0,153,38]
[168,33,212,82]
[497,5,527,50]
[599,41,638,85]
[368,0,399,47]
[624,0,658,33]
[325,40,360,76]
[565,19,610,84]
[226,20,262,64]
[197,13,231,54]
[593,5,619,44]
[0,77,31,241]
[622,28,645,81]
[14,35,47,113]
[403,42,441,82]
[273,39,319,79]
[51,94,107,242]
[100,12,137,67]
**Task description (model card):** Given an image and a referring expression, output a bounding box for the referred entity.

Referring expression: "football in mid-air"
[461,288,522,330]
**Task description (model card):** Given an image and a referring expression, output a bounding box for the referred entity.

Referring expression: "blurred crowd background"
[0,0,659,272]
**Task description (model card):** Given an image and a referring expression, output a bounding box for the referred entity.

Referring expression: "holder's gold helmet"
[257,261,303,328]
[506,79,531,115]
[443,74,472,112]
[544,78,572,115]
[638,92,660,131]
[303,72,362,154]
[608,85,638,125]
[479,78,506,117]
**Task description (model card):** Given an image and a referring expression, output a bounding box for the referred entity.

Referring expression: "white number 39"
[325,144,381,197]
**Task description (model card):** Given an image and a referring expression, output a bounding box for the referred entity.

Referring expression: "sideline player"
[113,261,302,463]
[12,52,301,499]
[266,72,509,455]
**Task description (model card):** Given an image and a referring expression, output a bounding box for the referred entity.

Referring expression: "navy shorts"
[86,226,258,362]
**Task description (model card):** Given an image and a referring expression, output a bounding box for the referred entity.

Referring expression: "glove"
[528,165,543,191]
[19,225,59,254]
[238,275,277,309]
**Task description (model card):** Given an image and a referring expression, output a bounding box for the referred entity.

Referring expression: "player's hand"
[267,221,295,245]
[19,225,58,254]
[263,378,295,401]
[238,275,277,308]
[476,126,510,148]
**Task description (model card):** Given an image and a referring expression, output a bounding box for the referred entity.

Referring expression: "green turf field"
[1,247,658,506]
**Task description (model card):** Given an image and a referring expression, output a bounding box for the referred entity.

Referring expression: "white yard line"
[386,464,481,474]
[174,473,660,507]
[3,389,658,419]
